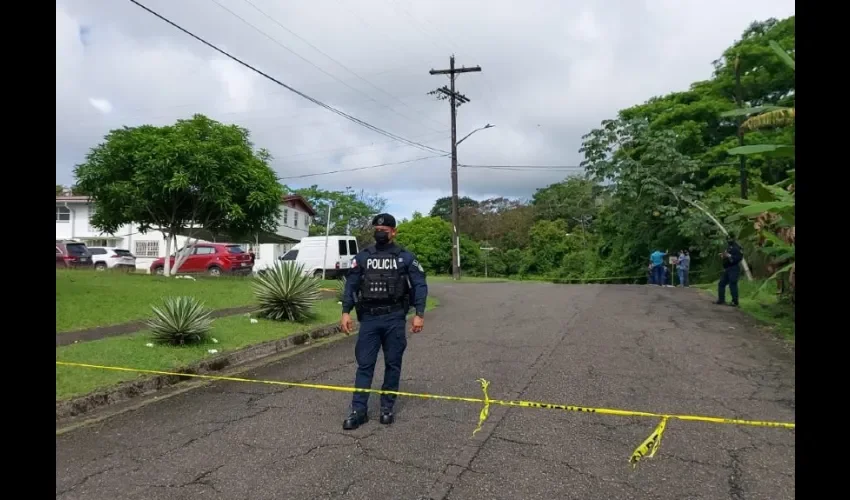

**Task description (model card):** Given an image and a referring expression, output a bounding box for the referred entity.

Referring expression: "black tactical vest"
[358,245,408,305]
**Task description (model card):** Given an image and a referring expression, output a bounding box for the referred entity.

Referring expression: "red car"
[150,243,253,276]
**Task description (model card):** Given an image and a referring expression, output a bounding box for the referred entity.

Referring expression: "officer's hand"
[341,313,354,335]
[411,315,424,333]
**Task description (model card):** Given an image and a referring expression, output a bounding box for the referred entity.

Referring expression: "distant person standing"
[649,249,667,286]
[677,250,690,287]
[716,238,743,306]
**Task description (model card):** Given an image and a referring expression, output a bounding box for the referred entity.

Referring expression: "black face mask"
[374,230,390,245]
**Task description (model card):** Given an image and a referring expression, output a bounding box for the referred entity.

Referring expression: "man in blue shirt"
[649,249,667,286]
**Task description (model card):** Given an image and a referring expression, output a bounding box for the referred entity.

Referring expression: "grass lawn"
[56,270,259,332]
[56,296,439,400]
[697,279,795,340]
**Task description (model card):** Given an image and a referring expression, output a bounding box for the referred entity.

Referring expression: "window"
[283,209,289,225]
[338,240,348,256]
[294,212,299,228]
[135,240,160,258]
[304,216,311,227]
[56,206,70,222]
[348,240,358,255]
[225,245,245,254]
[65,243,88,256]
[193,246,215,255]
[114,249,133,257]
[281,249,298,261]
[87,239,114,247]
[89,248,107,255]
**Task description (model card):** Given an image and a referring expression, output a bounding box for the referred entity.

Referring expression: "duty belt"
[359,302,406,316]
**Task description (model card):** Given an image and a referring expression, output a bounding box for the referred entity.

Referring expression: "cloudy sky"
[56,0,795,220]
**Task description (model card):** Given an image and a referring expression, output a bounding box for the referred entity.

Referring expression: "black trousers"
[718,266,740,304]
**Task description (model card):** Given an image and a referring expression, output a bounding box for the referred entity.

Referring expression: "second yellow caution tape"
[56,361,795,467]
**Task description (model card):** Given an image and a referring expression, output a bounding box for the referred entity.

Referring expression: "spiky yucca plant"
[147,296,214,345]
[335,276,346,302]
[252,261,321,321]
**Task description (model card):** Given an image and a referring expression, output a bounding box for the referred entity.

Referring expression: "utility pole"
[430,55,481,280]
[734,54,748,199]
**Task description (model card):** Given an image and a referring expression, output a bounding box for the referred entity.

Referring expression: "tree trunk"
[163,232,173,276]
[171,234,197,275]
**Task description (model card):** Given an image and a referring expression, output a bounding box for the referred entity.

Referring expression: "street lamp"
[457,123,494,147]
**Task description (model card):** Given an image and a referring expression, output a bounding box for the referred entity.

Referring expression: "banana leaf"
[755,261,795,296]
[727,144,795,157]
[737,201,795,216]
[720,105,784,118]
[769,40,795,71]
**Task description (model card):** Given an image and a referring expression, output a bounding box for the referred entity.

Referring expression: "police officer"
[340,213,428,430]
[717,237,743,306]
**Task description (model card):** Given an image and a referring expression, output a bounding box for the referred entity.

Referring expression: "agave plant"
[147,296,215,345]
[335,276,346,302]
[252,261,321,321]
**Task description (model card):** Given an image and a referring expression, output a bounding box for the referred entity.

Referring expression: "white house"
[56,194,315,272]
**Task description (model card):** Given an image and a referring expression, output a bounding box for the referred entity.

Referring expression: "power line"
[208,0,443,135]
[277,153,448,180]
[237,0,446,132]
[460,164,585,170]
[127,0,448,156]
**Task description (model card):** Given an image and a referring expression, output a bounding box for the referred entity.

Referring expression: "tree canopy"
[74,114,284,274]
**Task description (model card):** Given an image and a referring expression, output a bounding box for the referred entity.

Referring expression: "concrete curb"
[56,319,358,422]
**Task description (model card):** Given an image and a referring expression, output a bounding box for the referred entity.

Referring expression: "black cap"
[371,213,396,228]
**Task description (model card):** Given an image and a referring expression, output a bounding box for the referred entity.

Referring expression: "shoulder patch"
[412,259,424,273]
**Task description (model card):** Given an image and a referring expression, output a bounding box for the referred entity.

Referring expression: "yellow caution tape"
[56,361,795,466]
[473,378,490,436]
[629,417,668,468]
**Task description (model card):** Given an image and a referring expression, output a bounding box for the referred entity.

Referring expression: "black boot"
[379,408,394,425]
[343,410,368,430]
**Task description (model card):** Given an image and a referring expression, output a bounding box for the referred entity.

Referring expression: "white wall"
[56,199,312,271]
[56,201,205,271]
[276,205,310,241]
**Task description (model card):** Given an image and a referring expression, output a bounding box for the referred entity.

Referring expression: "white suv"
[88,247,137,271]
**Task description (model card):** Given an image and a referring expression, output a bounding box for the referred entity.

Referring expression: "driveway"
[56,283,795,500]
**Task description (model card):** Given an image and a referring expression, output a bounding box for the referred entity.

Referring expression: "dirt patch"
[56,319,356,423]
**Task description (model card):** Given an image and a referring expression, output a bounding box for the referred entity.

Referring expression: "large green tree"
[531,177,600,231]
[429,196,480,220]
[74,114,283,275]
[395,216,480,274]
[291,185,386,242]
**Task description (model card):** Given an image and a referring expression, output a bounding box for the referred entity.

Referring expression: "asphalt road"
[56,283,795,500]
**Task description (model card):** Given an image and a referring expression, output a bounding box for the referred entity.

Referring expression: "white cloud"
[88,98,113,114]
[55,0,795,217]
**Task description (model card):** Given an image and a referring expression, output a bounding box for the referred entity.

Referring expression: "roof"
[57,194,317,216]
[55,196,90,203]
[283,194,316,216]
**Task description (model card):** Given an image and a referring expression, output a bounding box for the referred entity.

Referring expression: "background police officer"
[340,213,428,430]
[717,237,743,306]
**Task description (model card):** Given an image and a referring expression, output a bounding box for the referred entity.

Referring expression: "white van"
[254,235,359,278]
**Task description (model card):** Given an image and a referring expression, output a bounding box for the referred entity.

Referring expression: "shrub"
[147,296,214,345]
[335,276,346,302]
[252,261,321,321]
